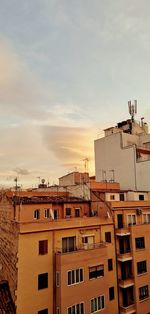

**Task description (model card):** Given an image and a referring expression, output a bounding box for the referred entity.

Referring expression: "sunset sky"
[0,0,150,187]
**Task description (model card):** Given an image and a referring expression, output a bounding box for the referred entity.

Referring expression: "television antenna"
[128,100,137,122]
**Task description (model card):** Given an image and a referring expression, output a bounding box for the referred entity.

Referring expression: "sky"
[0,0,150,188]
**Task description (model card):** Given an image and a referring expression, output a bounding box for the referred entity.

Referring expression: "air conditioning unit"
[136,208,142,215]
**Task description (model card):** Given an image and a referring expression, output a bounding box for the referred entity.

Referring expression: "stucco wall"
[95,132,136,190]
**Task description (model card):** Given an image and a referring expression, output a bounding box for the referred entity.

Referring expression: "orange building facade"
[0,191,118,314]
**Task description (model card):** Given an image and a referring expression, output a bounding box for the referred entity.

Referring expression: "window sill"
[139,296,149,303]
[137,272,148,277]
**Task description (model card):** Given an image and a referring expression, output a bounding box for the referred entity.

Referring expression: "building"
[0,190,118,314]
[95,115,150,191]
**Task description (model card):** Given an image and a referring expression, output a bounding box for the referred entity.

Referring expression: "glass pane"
[76,269,79,283]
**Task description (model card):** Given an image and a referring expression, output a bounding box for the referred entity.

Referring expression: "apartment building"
[111,200,150,314]
[0,190,118,314]
[95,116,150,191]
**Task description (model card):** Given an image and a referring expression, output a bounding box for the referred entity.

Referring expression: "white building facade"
[95,118,150,191]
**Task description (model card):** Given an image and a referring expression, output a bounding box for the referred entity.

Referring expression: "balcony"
[120,303,136,314]
[118,252,132,262]
[116,228,131,236]
[119,278,134,289]
[56,242,107,254]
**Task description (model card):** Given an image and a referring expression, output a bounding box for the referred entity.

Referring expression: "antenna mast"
[128,100,137,122]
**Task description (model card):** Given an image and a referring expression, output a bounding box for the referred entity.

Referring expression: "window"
[75,208,80,217]
[143,214,150,224]
[34,209,40,220]
[108,259,113,271]
[62,237,76,253]
[38,310,48,314]
[137,261,147,274]
[110,194,115,200]
[120,193,125,201]
[109,287,115,300]
[66,208,71,217]
[68,268,83,285]
[105,232,111,243]
[38,273,48,290]
[139,285,149,300]
[39,240,48,255]
[90,295,104,313]
[128,214,136,226]
[89,265,104,279]
[54,209,58,220]
[135,237,145,249]
[68,302,84,314]
[44,209,50,218]
[139,194,144,200]
[56,272,60,287]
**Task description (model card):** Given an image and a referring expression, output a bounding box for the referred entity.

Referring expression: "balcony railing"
[119,277,134,289]
[120,302,135,314]
[56,242,107,254]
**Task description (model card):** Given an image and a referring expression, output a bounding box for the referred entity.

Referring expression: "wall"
[16,231,53,314]
[0,196,19,303]
[95,132,136,190]
[136,160,150,191]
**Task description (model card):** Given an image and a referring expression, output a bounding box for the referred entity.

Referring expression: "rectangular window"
[137,261,147,274]
[128,214,136,226]
[109,287,115,300]
[39,240,48,255]
[68,268,83,285]
[139,194,144,200]
[68,303,84,314]
[44,209,50,218]
[66,208,71,217]
[38,310,48,314]
[139,285,149,300]
[110,195,115,200]
[90,295,104,313]
[135,237,145,249]
[62,237,76,253]
[34,209,40,219]
[105,232,111,243]
[120,193,125,201]
[75,208,80,217]
[89,265,104,279]
[143,214,150,224]
[108,259,113,271]
[38,273,48,290]
[56,272,60,287]
[54,209,58,220]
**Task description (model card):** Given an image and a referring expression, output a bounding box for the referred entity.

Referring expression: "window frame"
[135,237,145,250]
[38,273,48,290]
[109,287,115,301]
[67,302,84,314]
[39,240,48,255]
[139,285,149,301]
[127,214,136,226]
[137,260,147,275]
[67,268,84,286]
[105,232,111,243]
[108,259,113,271]
[89,265,104,280]
[44,208,50,218]
[34,209,40,220]
[90,295,105,313]
[143,213,150,224]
